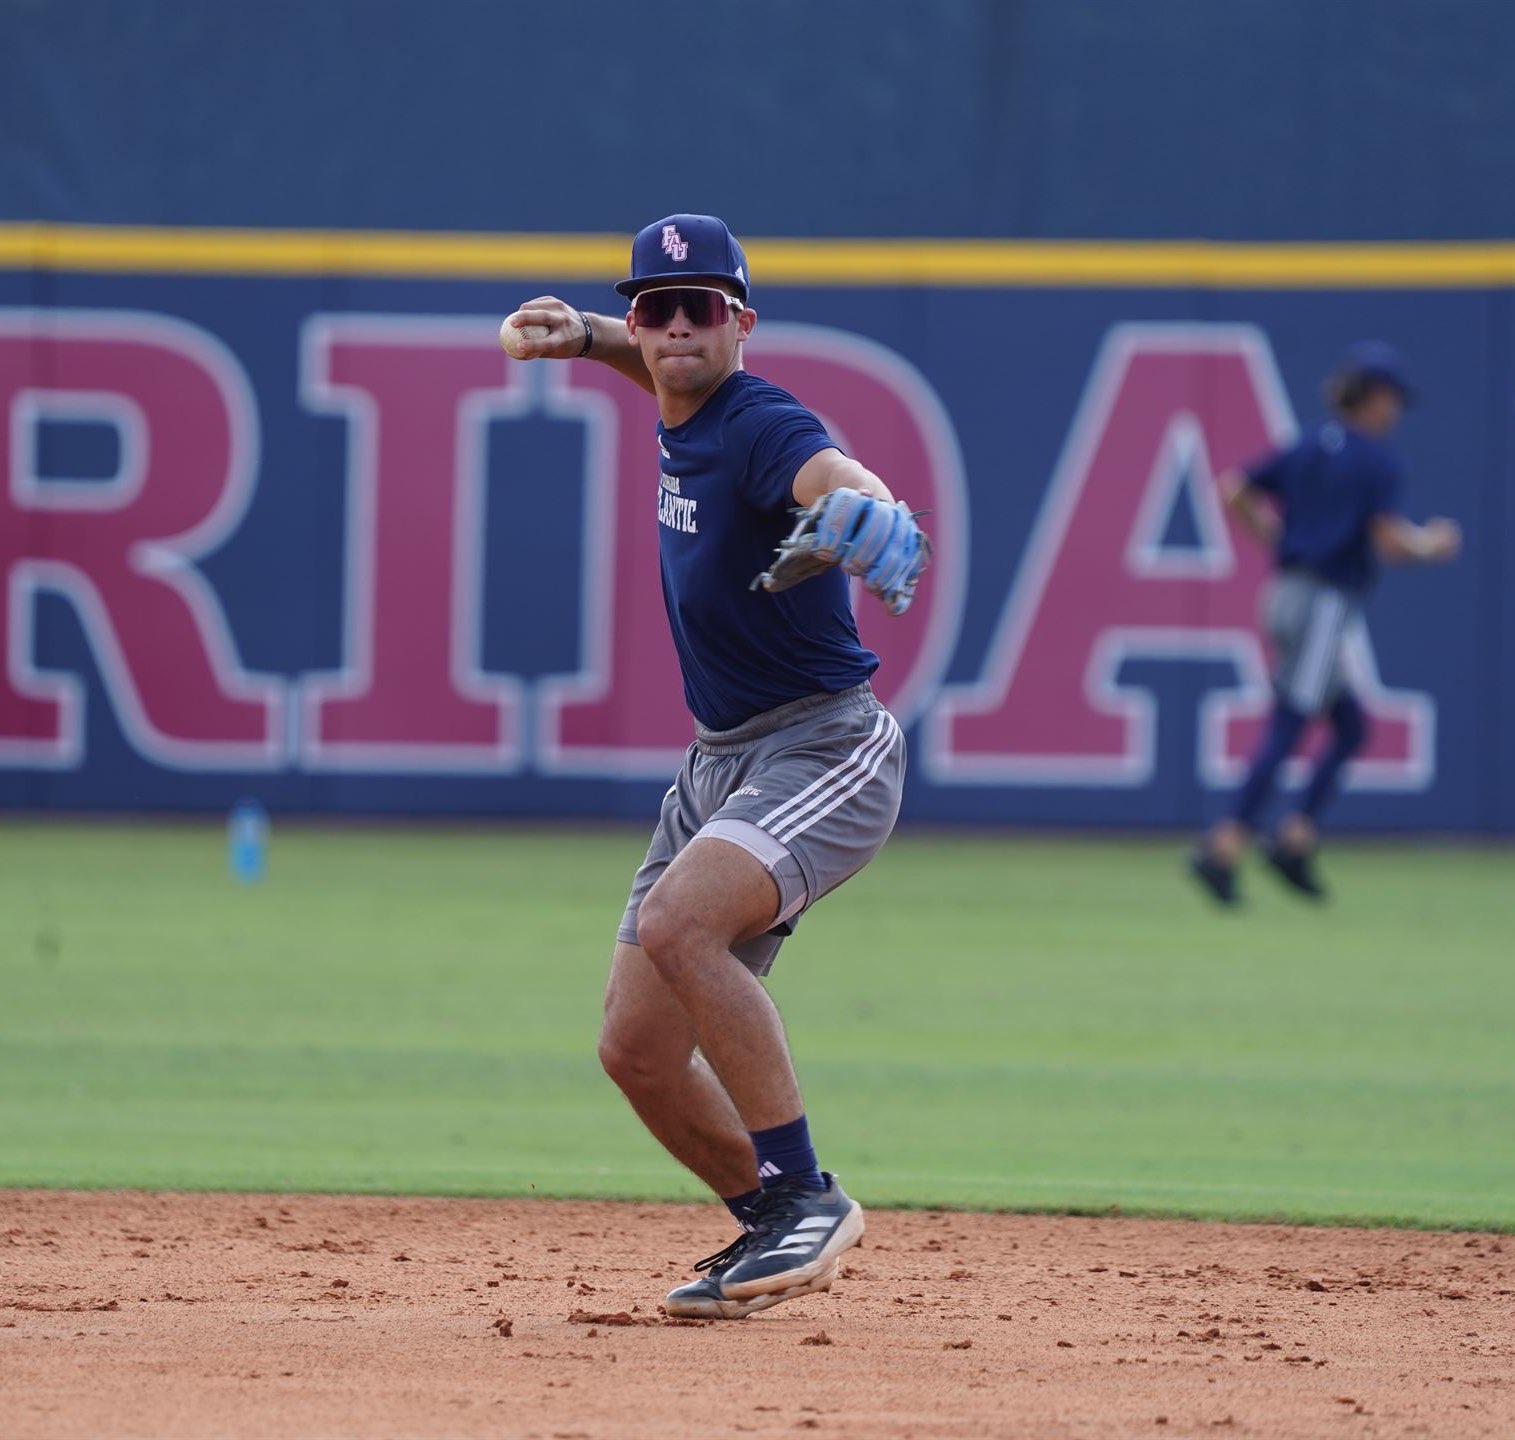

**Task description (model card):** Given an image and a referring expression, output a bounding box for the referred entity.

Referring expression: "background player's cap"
[615,214,750,303]
[1335,340,1415,404]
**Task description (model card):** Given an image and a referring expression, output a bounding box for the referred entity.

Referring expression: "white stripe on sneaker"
[761,1217,838,1257]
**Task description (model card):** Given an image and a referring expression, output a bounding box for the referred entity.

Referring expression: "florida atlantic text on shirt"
[657,471,698,533]
[654,371,879,729]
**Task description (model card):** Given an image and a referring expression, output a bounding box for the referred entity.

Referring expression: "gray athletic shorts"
[617,681,906,977]
[1264,569,1362,716]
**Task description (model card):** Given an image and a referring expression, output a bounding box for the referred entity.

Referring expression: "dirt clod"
[567,1309,658,1327]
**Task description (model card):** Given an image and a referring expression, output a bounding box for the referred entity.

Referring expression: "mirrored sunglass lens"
[634,292,674,327]
[636,289,731,327]
[686,291,730,325]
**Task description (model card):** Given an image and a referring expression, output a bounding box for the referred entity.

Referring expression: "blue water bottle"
[227,799,269,883]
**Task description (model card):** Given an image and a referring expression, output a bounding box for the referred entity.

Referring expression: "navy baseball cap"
[615,214,750,303]
[1337,340,1415,403]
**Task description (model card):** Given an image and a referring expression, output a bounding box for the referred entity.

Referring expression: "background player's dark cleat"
[1187,849,1240,907]
[1263,840,1328,900]
[664,1230,840,1320]
[716,1173,863,1301]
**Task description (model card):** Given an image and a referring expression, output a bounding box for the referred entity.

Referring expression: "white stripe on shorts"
[1289,588,1349,714]
[756,710,889,833]
[773,715,899,844]
[761,711,901,845]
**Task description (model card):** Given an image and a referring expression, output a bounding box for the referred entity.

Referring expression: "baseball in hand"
[499,317,549,358]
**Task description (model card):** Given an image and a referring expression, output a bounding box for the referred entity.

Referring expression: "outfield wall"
[5,2,1514,243]
[6,0,1513,830]
[1,234,1510,831]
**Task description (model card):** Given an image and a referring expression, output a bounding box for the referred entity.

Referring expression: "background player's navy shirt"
[1246,422,1405,593]
[655,370,880,730]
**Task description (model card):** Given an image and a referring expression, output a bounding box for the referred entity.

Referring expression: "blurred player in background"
[501,215,929,1318]
[1189,342,1460,906]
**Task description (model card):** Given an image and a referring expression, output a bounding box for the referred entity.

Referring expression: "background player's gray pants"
[1265,570,1362,716]
[617,683,906,976]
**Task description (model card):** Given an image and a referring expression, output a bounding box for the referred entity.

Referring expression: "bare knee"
[634,890,706,983]
[596,1026,647,1094]
[597,1021,687,1099]
[598,939,699,1099]
[598,973,695,1098]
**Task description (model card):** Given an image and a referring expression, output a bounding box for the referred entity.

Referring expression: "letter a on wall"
[928,324,1433,790]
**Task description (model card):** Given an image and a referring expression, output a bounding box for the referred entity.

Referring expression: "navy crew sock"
[723,1187,764,1227]
[749,1115,825,1192]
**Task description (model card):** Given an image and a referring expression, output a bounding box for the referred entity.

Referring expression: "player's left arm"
[792,447,896,507]
[757,447,928,616]
[1369,512,1461,563]
[1364,453,1460,563]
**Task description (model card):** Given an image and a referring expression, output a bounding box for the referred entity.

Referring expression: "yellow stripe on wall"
[3,223,1515,288]
[0,225,627,280]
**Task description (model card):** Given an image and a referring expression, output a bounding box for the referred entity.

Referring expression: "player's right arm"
[1370,513,1461,563]
[1218,468,1282,547]
[503,296,656,395]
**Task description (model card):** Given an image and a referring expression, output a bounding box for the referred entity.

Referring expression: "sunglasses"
[631,286,744,329]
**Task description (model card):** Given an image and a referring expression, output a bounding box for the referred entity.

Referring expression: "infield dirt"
[2,1190,1510,1439]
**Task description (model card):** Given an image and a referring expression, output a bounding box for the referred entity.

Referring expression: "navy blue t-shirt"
[1246,422,1405,593]
[654,370,879,730]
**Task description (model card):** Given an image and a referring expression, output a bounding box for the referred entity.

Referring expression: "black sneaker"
[1187,848,1240,907]
[716,1173,863,1302]
[663,1231,840,1320]
[1263,840,1327,900]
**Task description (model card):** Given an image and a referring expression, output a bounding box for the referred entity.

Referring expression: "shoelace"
[691,1180,832,1274]
[743,1180,825,1243]
[692,1233,752,1275]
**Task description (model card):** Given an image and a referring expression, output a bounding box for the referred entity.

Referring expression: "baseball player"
[1189,341,1459,906]
[502,215,930,1318]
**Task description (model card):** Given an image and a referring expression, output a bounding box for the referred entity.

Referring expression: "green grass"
[2,821,1511,1229]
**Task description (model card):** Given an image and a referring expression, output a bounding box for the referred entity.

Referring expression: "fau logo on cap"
[661,225,688,262]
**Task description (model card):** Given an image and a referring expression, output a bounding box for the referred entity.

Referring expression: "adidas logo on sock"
[756,1161,783,1179]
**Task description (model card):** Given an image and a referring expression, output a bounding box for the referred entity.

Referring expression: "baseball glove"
[752,489,932,617]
